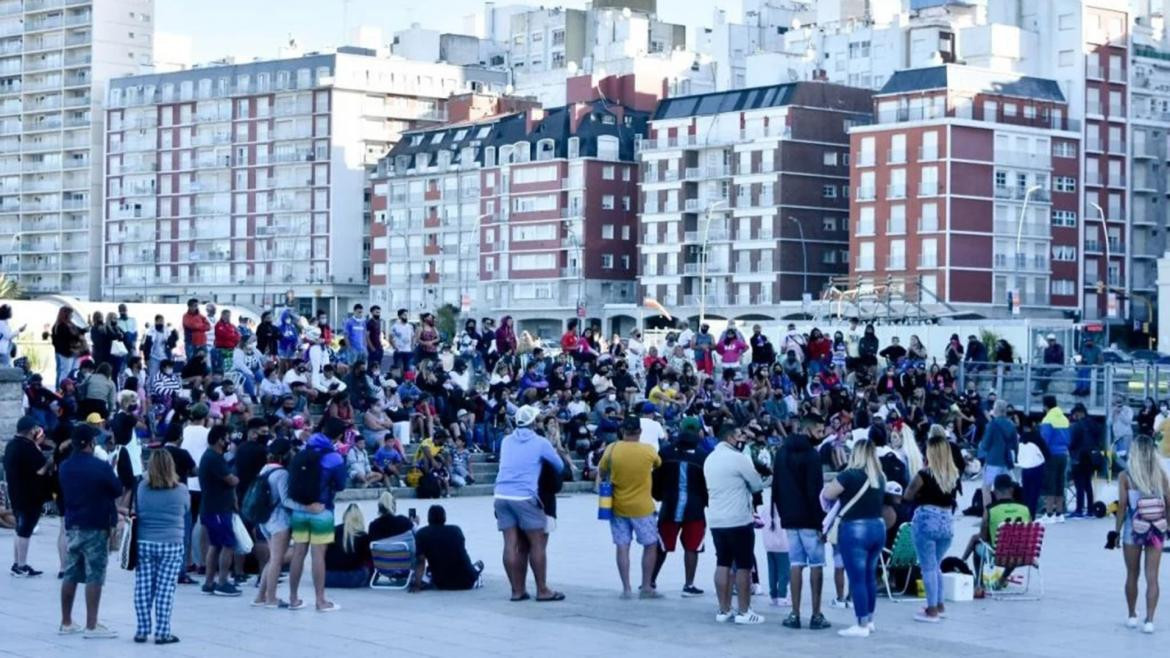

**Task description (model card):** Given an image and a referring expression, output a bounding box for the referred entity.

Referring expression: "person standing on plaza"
[390,308,415,373]
[255,310,279,358]
[598,416,663,599]
[286,418,348,612]
[51,305,86,388]
[253,438,292,608]
[1039,395,1071,523]
[904,426,959,623]
[0,303,24,368]
[213,309,240,375]
[141,315,177,384]
[493,405,566,602]
[773,417,831,631]
[181,299,210,362]
[366,306,384,370]
[180,404,210,571]
[652,422,708,597]
[133,449,188,644]
[58,424,122,638]
[821,438,886,638]
[198,425,241,597]
[344,304,368,364]
[704,425,765,625]
[1069,402,1104,518]
[4,415,51,577]
[978,399,1018,506]
[1112,435,1170,633]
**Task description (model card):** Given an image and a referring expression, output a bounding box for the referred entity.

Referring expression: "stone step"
[334,479,595,502]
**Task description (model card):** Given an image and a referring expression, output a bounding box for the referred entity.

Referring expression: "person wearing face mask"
[694,324,715,377]
[141,315,178,383]
[258,366,290,403]
[705,425,766,625]
[231,338,264,399]
[151,360,182,401]
[109,391,145,501]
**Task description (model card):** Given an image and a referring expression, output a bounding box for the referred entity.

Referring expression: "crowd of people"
[1,298,1168,640]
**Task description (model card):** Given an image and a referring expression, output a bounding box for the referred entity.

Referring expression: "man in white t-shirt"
[180,404,211,568]
[638,403,666,454]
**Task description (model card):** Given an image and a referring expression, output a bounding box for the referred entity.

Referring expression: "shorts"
[189,491,202,520]
[711,524,755,570]
[14,506,41,539]
[290,509,335,546]
[493,497,546,532]
[1043,454,1069,497]
[201,513,236,549]
[63,528,110,585]
[786,528,826,567]
[658,519,706,553]
[983,464,1009,489]
[610,515,659,547]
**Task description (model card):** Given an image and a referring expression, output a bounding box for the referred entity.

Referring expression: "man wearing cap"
[4,416,51,577]
[1074,336,1103,397]
[598,416,663,599]
[638,403,666,454]
[704,425,765,625]
[1035,333,1065,394]
[1068,402,1103,518]
[652,417,708,597]
[493,405,567,602]
[58,424,123,638]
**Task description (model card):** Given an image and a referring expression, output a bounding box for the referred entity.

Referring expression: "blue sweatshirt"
[60,452,123,530]
[493,428,565,499]
[1039,407,1071,457]
[308,434,347,509]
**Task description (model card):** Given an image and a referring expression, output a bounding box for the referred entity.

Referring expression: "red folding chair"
[988,521,1045,600]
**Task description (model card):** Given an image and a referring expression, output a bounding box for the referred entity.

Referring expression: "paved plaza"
[0,488,1158,657]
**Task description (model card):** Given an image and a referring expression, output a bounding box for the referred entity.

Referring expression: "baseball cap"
[620,415,642,434]
[679,416,702,435]
[1046,333,1056,340]
[885,481,904,496]
[85,412,104,425]
[71,424,101,449]
[267,438,292,457]
[515,405,539,427]
[16,416,40,434]
[640,402,658,415]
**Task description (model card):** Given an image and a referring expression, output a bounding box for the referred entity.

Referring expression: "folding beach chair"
[370,532,416,590]
[878,523,918,600]
[983,521,1045,601]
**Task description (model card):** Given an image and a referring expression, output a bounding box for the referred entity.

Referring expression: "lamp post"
[567,231,584,316]
[459,212,493,317]
[698,198,728,329]
[1010,184,1042,314]
[1089,201,1112,347]
[785,215,809,300]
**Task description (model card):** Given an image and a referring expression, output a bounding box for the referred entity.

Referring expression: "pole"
[787,215,808,297]
[698,199,727,329]
[462,213,492,318]
[1090,202,1111,348]
[1013,185,1040,313]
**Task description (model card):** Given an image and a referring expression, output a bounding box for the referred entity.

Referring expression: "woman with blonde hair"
[905,425,960,623]
[1113,435,1170,633]
[133,449,188,644]
[324,503,372,588]
[821,438,886,638]
[368,490,414,541]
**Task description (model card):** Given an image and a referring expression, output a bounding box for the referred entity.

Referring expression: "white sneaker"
[1054,514,1066,524]
[867,621,876,633]
[734,609,765,625]
[914,611,941,623]
[58,623,83,635]
[769,597,791,608]
[83,624,117,639]
[715,609,735,623]
[1127,617,1139,629]
[1144,622,1156,634]
[837,624,871,638]
[830,597,851,609]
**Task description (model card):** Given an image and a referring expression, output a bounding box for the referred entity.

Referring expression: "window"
[922,131,939,160]
[858,242,874,270]
[602,224,615,239]
[1052,210,1076,227]
[621,255,631,269]
[1058,50,1074,66]
[622,167,631,181]
[1058,13,1074,30]
[601,254,614,269]
[889,134,906,163]
[1055,176,1076,192]
[857,207,875,236]
[1004,103,1018,117]
[601,195,615,210]
[485,257,495,272]
[920,238,937,267]
[603,166,615,180]
[1051,279,1076,296]
[511,253,555,270]
[859,136,875,166]
[888,205,906,234]
[888,239,905,270]
[513,194,558,213]
[512,165,558,184]
[823,151,838,167]
[1053,142,1076,158]
[1052,246,1077,261]
[822,217,837,232]
[822,185,837,199]
[622,196,631,211]
[822,251,838,264]
[510,223,556,241]
[920,202,938,231]
[995,171,1008,189]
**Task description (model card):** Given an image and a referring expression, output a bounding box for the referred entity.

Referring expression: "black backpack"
[240,468,281,525]
[416,471,441,499]
[288,448,322,505]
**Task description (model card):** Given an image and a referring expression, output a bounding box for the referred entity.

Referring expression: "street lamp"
[698,198,728,329]
[459,212,493,317]
[1010,184,1042,313]
[785,215,809,300]
[1089,201,1113,347]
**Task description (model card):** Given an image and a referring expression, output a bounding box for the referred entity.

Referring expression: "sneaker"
[914,611,941,623]
[1054,514,1066,524]
[867,621,877,633]
[681,585,704,597]
[715,609,735,623]
[808,613,831,630]
[83,624,118,639]
[837,624,871,638]
[781,612,801,629]
[58,623,83,635]
[18,564,42,577]
[735,609,765,625]
[750,583,761,595]
[9,563,24,577]
[830,597,851,609]
[1144,622,1156,634]
[214,582,242,597]
[177,574,196,585]
[1038,514,1052,525]
[200,582,216,595]
[1127,617,1139,629]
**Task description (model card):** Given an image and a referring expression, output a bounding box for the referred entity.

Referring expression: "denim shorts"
[609,515,659,546]
[983,464,1009,488]
[786,528,825,567]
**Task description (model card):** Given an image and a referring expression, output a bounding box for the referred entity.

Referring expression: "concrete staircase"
[336,451,594,501]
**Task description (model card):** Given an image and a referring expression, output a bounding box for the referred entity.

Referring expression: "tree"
[435,303,459,342]
[0,274,20,300]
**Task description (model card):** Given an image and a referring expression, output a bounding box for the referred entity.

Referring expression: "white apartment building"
[0,0,153,299]
[102,47,507,318]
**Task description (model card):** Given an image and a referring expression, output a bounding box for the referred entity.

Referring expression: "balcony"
[886,149,907,165]
[855,186,875,201]
[917,146,939,161]
[682,262,726,274]
[918,181,939,197]
[856,153,875,167]
[886,184,907,200]
[994,186,1051,202]
[682,228,729,242]
[683,294,727,307]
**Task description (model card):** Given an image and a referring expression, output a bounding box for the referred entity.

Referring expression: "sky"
[156,0,736,65]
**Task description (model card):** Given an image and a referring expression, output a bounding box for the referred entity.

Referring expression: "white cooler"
[943,572,974,602]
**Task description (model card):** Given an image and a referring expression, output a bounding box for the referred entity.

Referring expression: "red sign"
[576,304,586,318]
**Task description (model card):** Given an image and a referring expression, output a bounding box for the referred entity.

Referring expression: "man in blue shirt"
[58,424,122,638]
[343,304,368,365]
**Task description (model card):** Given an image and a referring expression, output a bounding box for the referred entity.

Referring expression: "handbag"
[119,486,138,570]
[823,477,871,545]
[110,340,129,358]
[231,513,254,554]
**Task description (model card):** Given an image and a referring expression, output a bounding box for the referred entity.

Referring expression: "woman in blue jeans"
[904,425,959,623]
[822,439,886,638]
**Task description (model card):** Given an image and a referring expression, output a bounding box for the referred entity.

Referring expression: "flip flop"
[317,602,341,613]
[536,591,565,602]
[509,593,531,602]
[288,600,306,611]
[266,600,290,609]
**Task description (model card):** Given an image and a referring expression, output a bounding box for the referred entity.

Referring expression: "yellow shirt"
[600,441,662,518]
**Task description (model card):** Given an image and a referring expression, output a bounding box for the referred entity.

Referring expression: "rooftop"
[652,81,873,121]
[878,65,1066,102]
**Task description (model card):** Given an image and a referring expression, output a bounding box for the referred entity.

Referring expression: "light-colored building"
[392,23,506,68]
[0,0,154,299]
[102,47,507,319]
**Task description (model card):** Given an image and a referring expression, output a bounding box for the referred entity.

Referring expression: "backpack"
[241,468,281,525]
[1132,496,1168,545]
[416,471,441,499]
[287,448,323,505]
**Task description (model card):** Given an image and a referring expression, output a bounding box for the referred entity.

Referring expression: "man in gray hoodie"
[703,425,764,625]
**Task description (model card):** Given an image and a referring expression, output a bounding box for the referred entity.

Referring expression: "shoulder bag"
[823,477,871,545]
